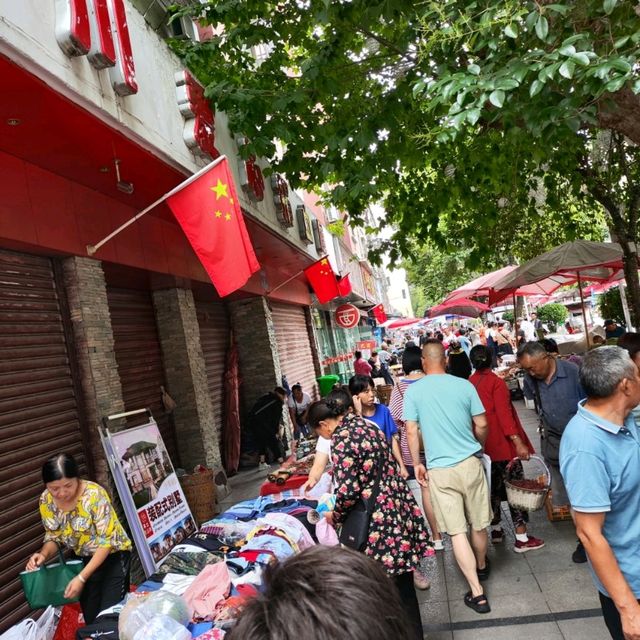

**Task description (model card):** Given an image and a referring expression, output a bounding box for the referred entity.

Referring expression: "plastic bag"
[119,592,190,640]
[132,615,191,640]
[0,606,58,640]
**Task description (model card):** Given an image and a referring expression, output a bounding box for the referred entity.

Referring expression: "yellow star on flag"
[215,210,223,218]
[225,213,232,221]
[211,179,229,200]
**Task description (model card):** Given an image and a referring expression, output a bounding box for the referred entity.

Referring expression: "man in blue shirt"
[404,341,492,614]
[560,346,640,640]
[518,341,586,562]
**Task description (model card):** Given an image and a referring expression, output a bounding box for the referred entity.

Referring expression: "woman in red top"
[469,345,544,553]
[353,350,373,377]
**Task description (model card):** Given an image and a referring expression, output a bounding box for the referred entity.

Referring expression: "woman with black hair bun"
[308,392,431,639]
[25,453,132,623]
[468,346,545,553]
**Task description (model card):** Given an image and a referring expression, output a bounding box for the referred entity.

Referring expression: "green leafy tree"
[598,287,624,323]
[537,303,568,330]
[172,0,636,316]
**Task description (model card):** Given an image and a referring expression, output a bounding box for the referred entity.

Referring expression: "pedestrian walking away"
[404,340,492,615]
[469,345,544,553]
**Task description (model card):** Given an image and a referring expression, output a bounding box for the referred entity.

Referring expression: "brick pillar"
[61,256,125,488]
[229,297,293,440]
[152,288,221,470]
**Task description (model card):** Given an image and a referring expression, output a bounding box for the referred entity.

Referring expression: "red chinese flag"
[337,274,352,297]
[371,303,387,324]
[304,257,340,303]
[166,159,260,297]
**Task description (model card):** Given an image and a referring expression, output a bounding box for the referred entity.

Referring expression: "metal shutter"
[271,303,319,399]
[0,250,85,633]
[106,288,179,466]
[195,301,229,447]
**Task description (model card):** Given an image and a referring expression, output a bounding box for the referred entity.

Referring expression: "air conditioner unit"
[296,206,314,245]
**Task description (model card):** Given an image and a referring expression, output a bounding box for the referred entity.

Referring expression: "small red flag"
[304,257,340,303]
[166,159,260,297]
[371,303,387,324]
[337,274,352,297]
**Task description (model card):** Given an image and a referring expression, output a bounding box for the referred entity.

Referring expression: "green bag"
[20,548,84,609]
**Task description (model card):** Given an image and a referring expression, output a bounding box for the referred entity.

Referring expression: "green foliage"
[536,303,568,329]
[598,288,624,323]
[502,310,515,324]
[172,0,640,316]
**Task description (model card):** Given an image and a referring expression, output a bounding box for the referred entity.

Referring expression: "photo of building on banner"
[101,414,195,575]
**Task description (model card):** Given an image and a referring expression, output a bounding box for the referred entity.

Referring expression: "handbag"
[339,451,385,551]
[20,548,84,609]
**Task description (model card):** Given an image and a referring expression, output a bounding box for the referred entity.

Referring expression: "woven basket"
[179,469,217,526]
[376,385,393,406]
[504,455,551,512]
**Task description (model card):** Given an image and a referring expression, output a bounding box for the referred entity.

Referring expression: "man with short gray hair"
[560,346,640,640]
[518,340,586,562]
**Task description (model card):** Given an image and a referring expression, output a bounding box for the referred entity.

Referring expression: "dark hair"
[291,384,302,393]
[402,345,423,375]
[227,546,412,640]
[542,338,559,354]
[371,351,378,357]
[458,327,466,336]
[354,350,362,360]
[469,345,492,370]
[435,332,444,342]
[274,386,286,396]
[447,351,472,379]
[618,332,640,359]
[307,387,353,428]
[348,374,374,396]
[42,453,79,484]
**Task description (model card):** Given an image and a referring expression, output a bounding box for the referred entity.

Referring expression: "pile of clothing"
[76,476,334,639]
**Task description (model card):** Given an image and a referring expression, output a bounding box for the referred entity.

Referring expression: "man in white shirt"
[287,384,312,439]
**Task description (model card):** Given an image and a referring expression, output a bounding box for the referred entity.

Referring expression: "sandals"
[464,591,491,614]
[477,556,491,582]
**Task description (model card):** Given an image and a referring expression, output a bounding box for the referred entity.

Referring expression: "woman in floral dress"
[308,391,431,639]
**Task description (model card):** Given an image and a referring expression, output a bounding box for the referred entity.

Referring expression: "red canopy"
[383,317,423,329]
[427,297,490,319]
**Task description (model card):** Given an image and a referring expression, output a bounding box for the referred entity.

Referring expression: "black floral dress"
[332,413,431,575]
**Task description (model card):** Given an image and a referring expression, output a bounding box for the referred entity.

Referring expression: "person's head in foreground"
[580,345,640,406]
[226,545,413,640]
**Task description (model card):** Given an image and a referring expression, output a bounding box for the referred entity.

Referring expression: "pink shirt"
[354,358,373,376]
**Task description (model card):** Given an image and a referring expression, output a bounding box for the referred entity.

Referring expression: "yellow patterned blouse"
[40,481,132,557]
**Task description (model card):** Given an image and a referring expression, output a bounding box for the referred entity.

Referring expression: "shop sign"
[55,0,138,96]
[236,137,265,202]
[176,71,219,160]
[101,417,195,576]
[335,303,360,329]
[271,174,294,227]
[296,205,314,245]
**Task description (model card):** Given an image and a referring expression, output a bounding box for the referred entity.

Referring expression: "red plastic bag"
[52,603,82,640]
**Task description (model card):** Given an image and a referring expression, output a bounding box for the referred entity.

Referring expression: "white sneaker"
[431,538,445,551]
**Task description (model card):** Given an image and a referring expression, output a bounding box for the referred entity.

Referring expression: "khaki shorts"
[428,455,492,535]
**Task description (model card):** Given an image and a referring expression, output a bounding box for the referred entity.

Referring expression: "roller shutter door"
[271,303,318,399]
[0,250,85,633]
[106,288,179,466]
[195,301,230,447]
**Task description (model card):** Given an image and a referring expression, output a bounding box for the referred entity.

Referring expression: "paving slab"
[536,568,601,612]
[557,615,610,639]
[453,621,563,639]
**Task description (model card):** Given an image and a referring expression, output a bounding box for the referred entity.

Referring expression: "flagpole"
[86,155,227,256]
[266,269,305,296]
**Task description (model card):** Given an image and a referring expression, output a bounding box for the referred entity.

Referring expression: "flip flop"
[464,591,491,614]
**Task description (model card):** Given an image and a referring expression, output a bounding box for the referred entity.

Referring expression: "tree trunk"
[620,242,640,328]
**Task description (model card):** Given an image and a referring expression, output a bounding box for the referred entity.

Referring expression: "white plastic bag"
[0,619,37,640]
[132,615,191,640]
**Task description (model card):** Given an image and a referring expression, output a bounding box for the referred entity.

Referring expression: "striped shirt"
[389,377,425,467]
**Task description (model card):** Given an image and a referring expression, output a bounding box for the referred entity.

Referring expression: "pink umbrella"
[383,317,423,329]
[427,297,490,319]
[445,266,571,306]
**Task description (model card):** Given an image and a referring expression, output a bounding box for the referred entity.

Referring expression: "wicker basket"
[179,468,217,526]
[504,455,551,512]
[376,384,393,406]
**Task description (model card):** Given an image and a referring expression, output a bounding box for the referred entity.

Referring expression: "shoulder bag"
[20,547,83,609]
[339,450,385,551]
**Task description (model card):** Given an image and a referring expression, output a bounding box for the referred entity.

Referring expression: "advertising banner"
[102,415,195,576]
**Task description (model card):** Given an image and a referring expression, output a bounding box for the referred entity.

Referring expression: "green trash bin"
[317,374,340,397]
